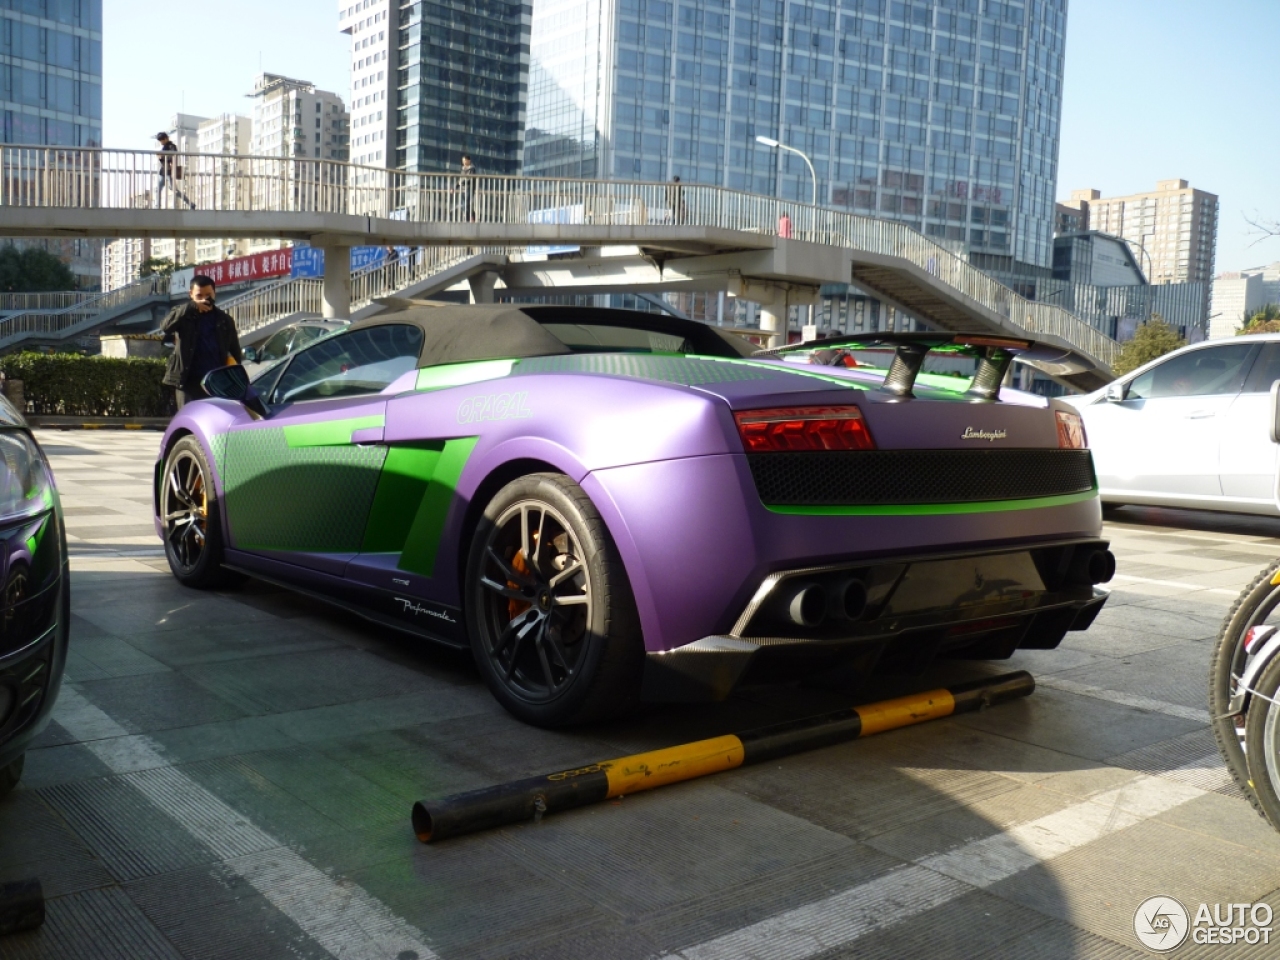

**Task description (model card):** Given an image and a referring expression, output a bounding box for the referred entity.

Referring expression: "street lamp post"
[1126,235,1153,283]
[756,135,818,338]
[755,135,817,207]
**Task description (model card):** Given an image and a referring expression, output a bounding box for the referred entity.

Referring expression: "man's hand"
[193,298,214,313]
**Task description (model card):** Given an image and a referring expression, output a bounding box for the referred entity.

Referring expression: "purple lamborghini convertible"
[154,304,1112,726]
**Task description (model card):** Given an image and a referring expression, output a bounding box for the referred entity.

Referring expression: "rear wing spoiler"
[759,332,1043,401]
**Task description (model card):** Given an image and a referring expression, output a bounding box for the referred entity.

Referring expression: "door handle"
[1186,410,1215,419]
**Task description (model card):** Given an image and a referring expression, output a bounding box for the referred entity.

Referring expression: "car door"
[1086,342,1258,499]
[1219,341,1280,504]
[220,323,423,576]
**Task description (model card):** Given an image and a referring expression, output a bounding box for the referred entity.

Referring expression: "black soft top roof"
[351,303,756,368]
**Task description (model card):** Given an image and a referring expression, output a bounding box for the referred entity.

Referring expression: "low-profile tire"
[161,436,236,589]
[464,473,643,728]
[1208,559,1280,819]
[0,753,23,799]
[1244,652,1280,826]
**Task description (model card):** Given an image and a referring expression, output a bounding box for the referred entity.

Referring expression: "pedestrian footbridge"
[0,147,1118,388]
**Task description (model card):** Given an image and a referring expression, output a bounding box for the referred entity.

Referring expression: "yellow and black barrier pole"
[412,671,1034,843]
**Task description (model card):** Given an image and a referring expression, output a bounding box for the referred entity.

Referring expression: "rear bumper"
[641,540,1110,701]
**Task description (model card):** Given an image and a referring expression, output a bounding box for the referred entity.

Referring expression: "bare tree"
[1244,212,1280,246]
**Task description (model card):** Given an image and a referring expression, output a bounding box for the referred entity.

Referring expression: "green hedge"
[0,353,172,417]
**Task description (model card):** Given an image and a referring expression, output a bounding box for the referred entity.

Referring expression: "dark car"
[0,395,68,796]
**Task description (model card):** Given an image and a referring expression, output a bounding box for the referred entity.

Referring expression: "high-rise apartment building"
[338,1,529,176]
[1078,180,1219,289]
[249,73,349,162]
[195,114,252,264]
[101,237,150,292]
[525,0,1067,272]
[339,0,395,170]
[3,0,103,287]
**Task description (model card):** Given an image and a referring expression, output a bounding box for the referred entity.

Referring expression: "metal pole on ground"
[412,671,1034,843]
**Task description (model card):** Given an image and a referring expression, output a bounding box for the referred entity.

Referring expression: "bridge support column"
[468,270,500,304]
[727,279,819,350]
[758,297,787,350]
[321,245,351,319]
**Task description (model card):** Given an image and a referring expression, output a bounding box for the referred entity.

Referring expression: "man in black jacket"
[161,275,243,409]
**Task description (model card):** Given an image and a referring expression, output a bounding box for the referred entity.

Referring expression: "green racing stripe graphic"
[282,415,385,448]
[395,437,480,577]
[764,488,1098,516]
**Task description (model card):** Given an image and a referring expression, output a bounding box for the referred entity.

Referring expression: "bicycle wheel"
[1209,559,1280,818]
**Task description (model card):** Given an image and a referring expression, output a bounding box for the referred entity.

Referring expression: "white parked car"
[1065,334,1280,515]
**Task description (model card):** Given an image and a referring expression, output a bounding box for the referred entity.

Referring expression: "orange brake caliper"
[508,550,532,620]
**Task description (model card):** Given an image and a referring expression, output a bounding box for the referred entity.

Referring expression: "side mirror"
[1104,381,1125,402]
[243,346,259,363]
[1270,380,1280,444]
[202,364,268,419]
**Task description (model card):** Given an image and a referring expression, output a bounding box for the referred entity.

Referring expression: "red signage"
[200,249,293,287]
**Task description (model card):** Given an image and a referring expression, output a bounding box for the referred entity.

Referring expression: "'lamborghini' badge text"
[961,427,1008,441]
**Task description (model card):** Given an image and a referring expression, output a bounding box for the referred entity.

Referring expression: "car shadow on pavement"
[5,563,1279,960]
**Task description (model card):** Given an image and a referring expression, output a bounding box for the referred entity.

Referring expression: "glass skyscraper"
[525,0,1065,273]
[1,0,100,148]
[395,0,531,175]
[2,0,103,287]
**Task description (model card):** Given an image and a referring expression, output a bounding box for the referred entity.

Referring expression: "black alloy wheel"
[161,437,234,589]
[465,474,642,727]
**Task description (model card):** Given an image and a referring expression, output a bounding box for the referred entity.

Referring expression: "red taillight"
[1056,410,1087,449]
[734,406,875,452]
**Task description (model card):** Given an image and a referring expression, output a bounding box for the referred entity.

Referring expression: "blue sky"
[103,0,349,149]
[1059,0,1280,273]
[104,0,1278,273]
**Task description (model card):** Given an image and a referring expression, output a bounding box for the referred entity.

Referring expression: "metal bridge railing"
[0,145,1118,366]
[219,245,475,337]
[0,274,166,344]
[0,291,95,312]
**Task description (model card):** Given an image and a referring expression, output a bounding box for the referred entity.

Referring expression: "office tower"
[339,1,529,176]
[3,0,103,287]
[525,0,1067,275]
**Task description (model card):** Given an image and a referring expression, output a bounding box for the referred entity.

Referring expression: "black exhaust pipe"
[837,579,869,620]
[1069,548,1115,585]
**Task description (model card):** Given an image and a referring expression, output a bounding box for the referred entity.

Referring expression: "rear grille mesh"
[748,448,1096,505]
